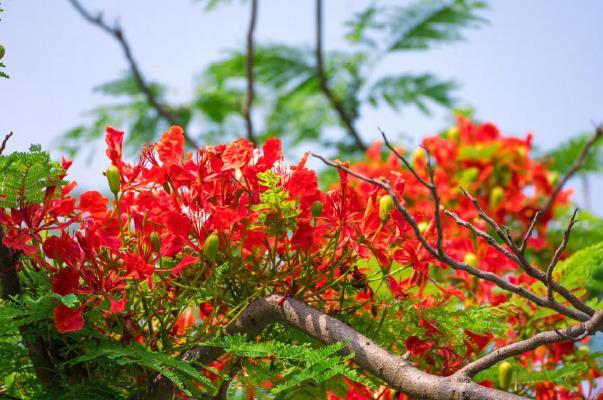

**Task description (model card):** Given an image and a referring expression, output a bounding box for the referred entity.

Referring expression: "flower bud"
[162,182,172,194]
[577,346,589,358]
[497,361,513,389]
[460,167,479,185]
[411,148,426,164]
[311,200,323,218]
[106,165,121,195]
[418,222,429,234]
[489,186,504,210]
[0,45,5,60]
[203,232,219,262]
[446,126,459,141]
[379,195,394,223]
[149,232,162,252]
[464,252,478,268]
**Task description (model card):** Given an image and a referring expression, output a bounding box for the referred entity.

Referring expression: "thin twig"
[546,208,579,300]
[541,124,603,217]
[379,127,432,188]
[0,131,13,155]
[315,0,366,151]
[67,0,199,147]
[242,0,258,145]
[460,187,594,317]
[519,210,542,253]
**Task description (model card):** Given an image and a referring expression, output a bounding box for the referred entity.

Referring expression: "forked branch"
[67,0,199,147]
[541,124,603,216]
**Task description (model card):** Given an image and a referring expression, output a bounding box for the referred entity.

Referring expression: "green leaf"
[386,0,486,51]
[543,132,603,176]
[0,144,67,208]
[367,73,457,114]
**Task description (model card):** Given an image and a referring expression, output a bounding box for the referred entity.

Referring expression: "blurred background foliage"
[61,0,487,156]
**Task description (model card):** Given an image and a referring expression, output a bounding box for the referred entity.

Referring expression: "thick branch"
[67,0,199,147]
[149,295,524,400]
[456,310,603,378]
[0,229,58,388]
[315,0,366,151]
[541,124,602,217]
[242,0,258,145]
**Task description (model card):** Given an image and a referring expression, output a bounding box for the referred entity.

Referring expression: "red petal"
[54,304,84,333]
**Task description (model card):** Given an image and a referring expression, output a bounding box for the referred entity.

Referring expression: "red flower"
[54,304,85,333]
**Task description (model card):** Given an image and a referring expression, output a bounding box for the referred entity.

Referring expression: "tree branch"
[541,124,603,217]
[148,295,525,400]
[0,228,58,388]
[315,0,366,151]
[0,131,13,155]
[311,152,592,323]
[455,309,603,378]
[242,0,258,146]
[66,0,199,147]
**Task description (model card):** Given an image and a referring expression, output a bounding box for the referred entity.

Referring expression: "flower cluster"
[1,117,599,398]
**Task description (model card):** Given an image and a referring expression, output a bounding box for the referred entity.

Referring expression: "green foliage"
[0,2,8,79]
[367,73,457,114]
[253,170,300,235]
[474,359,590,389]
[536,241,603,301]
[205,334,372,396]
[544,132,603,176]
[385,0,487,51]
[0,144,66,208]
[65,341,215,397]
[63,1,486,156]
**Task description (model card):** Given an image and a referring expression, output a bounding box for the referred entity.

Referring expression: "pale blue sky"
[0,0,602,211]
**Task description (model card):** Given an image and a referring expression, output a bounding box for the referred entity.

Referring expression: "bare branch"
[311,152,591,322]
[456,310,603,378]
[148,295,525,400]
[379,127,432,189]
[519,210,542,253]
[242,0,258,145]
[0,131,13,156]
[444,208,519,262]
[460,188,594,316]
[541,124,603,217]
[67,0,199,147]
[546,208,579,300]
[315,0,366,151]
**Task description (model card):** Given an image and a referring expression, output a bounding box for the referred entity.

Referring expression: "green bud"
[379,195,394,223]
[464,253,478,268]
[446,126,459,141]
[577,346,589,358]
[311,200,323,218]
[489,186,504,209]
[0,45,5,60]
[498,361,513,389]
[106,165,121,195]
[203,232,219,262]
[460,167,479,185]
[411,148,426,164]
[162,182,172,194]
[149,232,162,252]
